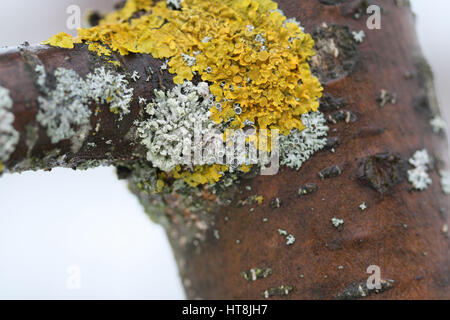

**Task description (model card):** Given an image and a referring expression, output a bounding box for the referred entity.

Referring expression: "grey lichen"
[359,202,367,211]
[86,66,134,118]
[278,229,296,246]
[37,67,134,149]
[331,217,344,228]
[131,71,140,82]
[181,53,197,67]
[439,170,450,195]
[407,149,432,191]
[37,68,92,146]
[430,116,446,134]
[136,81,218,172]
[35,64,47,91]
[279,111,329,170]
[0,85,19,163]
[352,30,366,43]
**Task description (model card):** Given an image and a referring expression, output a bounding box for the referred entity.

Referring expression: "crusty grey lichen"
[37,66,134,149]
[407,149,432,191]
[37,68,92,145]
[0,85,19,163]
[86,66,134,118]
[35,64,47,91]
[430,116,446,134]
[331,217,344,228]
[279,111,329,170]
[136,81,219,172]
[278,229,296,246]
[439,170,450,195]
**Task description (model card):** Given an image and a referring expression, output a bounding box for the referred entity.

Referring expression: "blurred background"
[0,0,448,299]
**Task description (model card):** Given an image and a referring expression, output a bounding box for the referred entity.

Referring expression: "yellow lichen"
[43,0,323,188]
[172,164,229,187]
[240,164,252,173]
[87,41,112,56]
[44,0,322,134]
[107,60,121,67]
[42,32,76,49]
[0,161,3,173]
[254,195,264,205]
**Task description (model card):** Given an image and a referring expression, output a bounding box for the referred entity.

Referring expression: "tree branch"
[0,43,173,172]
[0,0,448,300]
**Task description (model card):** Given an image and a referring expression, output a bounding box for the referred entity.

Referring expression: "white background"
[0,0,448,299]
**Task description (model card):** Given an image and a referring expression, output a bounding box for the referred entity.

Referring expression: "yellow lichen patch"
[0,161,3,173]
[172,164,229,187]
[254,195,264,205]
[156,178,166,193]
[42,32,76,49]
[44,0,322,135]
[240,164,252,173]
[87,41,112,56]
[43,0,324,188]
[107,60,121,67]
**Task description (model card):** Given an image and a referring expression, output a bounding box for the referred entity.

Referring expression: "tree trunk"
[148,0,450,300]
[1,0,449,299]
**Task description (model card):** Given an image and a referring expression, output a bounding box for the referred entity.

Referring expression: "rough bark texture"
[1,0,449,300]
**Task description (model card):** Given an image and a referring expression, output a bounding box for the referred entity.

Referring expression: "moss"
[278,229,295,245]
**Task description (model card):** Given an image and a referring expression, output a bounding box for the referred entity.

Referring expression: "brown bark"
[1,0,449,300]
